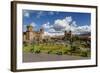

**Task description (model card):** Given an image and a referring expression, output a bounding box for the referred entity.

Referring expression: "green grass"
[23,43,90,57]
[23,44,33,53]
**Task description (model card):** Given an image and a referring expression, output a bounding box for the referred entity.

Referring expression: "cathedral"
[23,24,44,43]
[23,24,72,44]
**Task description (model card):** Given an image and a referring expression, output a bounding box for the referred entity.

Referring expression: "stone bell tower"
[26,24,34,41]
[27,24,33,32]
[40,27,44,34]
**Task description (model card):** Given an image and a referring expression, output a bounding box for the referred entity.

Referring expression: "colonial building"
[23,24,72,44]
[23,25,44,43]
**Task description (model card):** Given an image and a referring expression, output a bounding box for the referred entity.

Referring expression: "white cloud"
[23,25,27,32]
[42,22,53,29]
[36,11,44,18]
[53,16,91,35]
[65,16,72,23]
[42,16,76,35]
[77,25,91,32]
[24,11,30,17]
[42,16,91,36]
[72,25,91,35]
[71,21,77,27]
[54,19,67,28]
[44,32,53,36]
[48,28,56,32]
[53,16,72,31]
[30,22,36,27]
[44,31,64,37]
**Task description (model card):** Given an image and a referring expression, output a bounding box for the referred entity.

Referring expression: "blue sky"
[23,9,91,35]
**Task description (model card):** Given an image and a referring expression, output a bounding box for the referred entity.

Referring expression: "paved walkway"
[23,52,90,62]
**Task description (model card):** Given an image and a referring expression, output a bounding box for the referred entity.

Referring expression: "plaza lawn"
[23,43,70,54]
[23,43,90,57]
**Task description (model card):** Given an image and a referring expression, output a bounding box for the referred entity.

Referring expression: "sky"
[23,9,91,36]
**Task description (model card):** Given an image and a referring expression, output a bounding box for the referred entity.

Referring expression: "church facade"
[23,24,72,44]
[23,25,44,43]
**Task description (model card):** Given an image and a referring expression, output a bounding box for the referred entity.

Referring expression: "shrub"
[63,50,69,54]
[34,49,41,54]
[65,49,72,55]
[69,45,80,53]
[30,48,34,53]
[80,50,89,57]
[23,42,28,46]
[55,51,63,55]
[30,44,41,54]
[47,50,52,54]
[30,45,35,53]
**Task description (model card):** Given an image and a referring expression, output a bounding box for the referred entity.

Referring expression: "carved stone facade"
[23,25,44,43]
[23,24,72,44]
